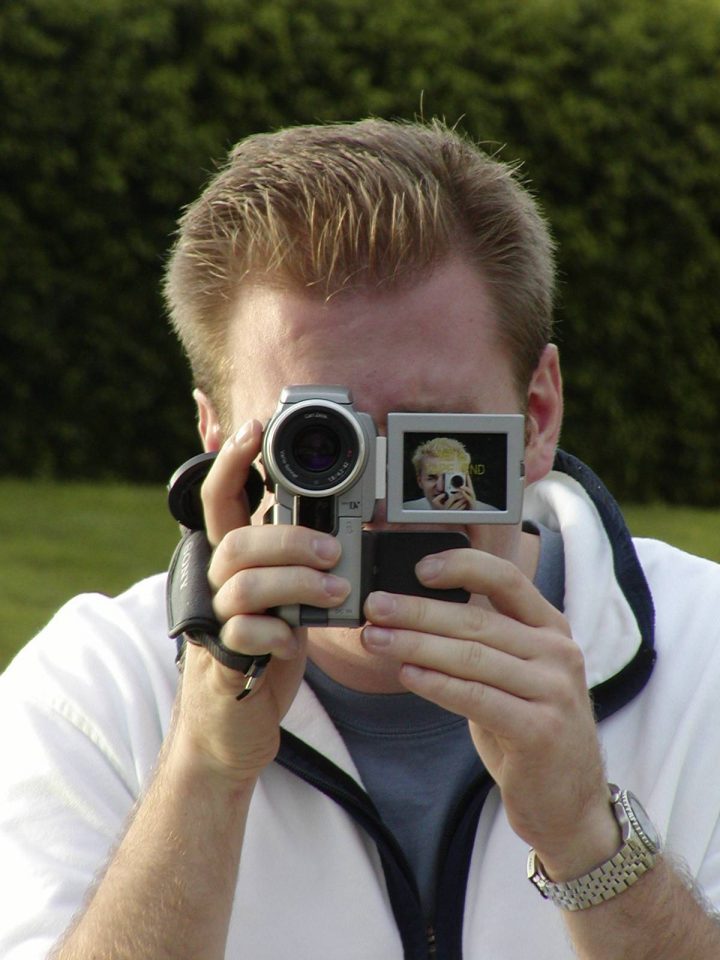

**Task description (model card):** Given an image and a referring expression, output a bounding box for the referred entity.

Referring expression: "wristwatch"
[527,784,661,911]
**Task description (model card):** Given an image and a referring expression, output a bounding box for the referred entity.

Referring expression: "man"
[404,436,496,510]
[2,118,720,959]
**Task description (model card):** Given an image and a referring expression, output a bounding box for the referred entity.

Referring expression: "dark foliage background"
[1,0,719,502]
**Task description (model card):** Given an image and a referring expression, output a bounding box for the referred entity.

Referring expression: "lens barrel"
[264,399,367,496]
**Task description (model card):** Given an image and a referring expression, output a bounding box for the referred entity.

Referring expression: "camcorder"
[168,385,526,635]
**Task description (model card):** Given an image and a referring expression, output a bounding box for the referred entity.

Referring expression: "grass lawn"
[621,503,720,564]
[1,478,719,672]
[0,479,179,671]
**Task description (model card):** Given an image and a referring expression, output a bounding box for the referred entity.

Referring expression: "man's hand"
[173,420,351,783]
[360,547,618,880]
[430,482,474,511]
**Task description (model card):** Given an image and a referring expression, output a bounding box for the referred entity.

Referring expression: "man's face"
[417,456,463,504]
[224,256,525,556]
[417,457,445,501]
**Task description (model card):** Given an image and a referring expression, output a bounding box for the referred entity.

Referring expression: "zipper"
[427,924,437,958]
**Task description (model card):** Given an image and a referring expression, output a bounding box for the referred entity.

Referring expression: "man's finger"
[201,420,263,545]
[413,548,569,631]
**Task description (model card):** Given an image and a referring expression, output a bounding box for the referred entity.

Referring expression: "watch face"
[626,791,661,852]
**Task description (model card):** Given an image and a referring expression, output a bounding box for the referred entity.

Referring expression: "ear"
[524,344,563,485]
[193,388,224,453]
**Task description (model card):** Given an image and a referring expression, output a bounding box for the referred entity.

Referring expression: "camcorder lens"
[265,400,366,495]
[292,425,341,473]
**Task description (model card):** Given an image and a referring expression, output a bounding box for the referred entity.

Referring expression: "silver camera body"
[263,386,381,626]
[262,385,525,627]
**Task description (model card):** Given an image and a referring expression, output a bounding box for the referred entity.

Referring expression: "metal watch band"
[527,784,661,911]
[527,846,654,911]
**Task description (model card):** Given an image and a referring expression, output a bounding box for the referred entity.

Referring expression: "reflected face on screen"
[417,455,464,504]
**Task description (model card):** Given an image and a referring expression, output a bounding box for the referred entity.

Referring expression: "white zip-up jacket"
[2,452,720,959]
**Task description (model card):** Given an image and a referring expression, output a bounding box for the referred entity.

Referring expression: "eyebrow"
[388,403,448,414]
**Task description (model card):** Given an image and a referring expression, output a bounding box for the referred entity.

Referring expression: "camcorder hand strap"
[166,529,271,700]
[166,454,269,701]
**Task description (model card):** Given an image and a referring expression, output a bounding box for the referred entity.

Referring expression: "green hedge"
[1,0,719,501]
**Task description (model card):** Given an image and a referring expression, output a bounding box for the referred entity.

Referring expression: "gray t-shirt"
[305,523,564,917]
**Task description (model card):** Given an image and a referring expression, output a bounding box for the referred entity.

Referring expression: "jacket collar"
[524,450,656,716]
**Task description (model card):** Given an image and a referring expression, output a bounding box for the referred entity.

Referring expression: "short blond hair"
[411,437,471,476]
[164,118,555,422]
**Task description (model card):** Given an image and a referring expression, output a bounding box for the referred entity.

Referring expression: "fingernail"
[362,626,394,649]
[368,592,397,616]
[314,537,340,562]
[416,556,445,580]
[232,420,255,447]
[322,575,349,599]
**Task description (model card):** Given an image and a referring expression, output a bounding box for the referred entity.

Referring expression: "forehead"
[418,456,461,474]
[225,258,521,424]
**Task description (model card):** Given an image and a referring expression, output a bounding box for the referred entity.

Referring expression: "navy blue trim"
[276,729,429,958]
[433,774,495,960]
[553,450,657,719]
